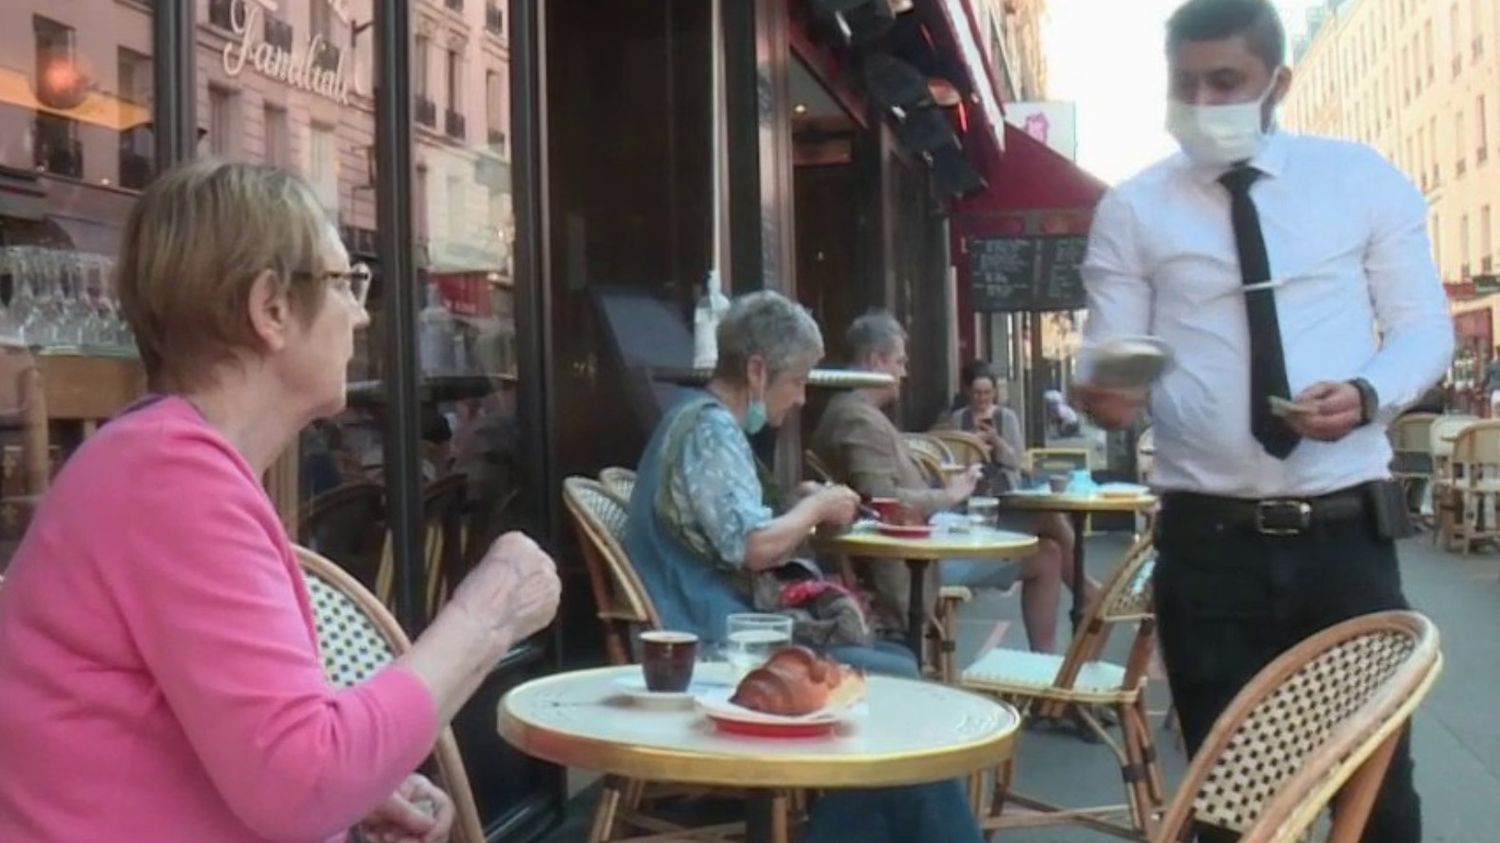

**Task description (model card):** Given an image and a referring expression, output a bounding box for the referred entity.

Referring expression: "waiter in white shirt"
[1077,2,1451,842]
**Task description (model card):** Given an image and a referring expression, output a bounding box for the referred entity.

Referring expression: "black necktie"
[1219,166,1300,459]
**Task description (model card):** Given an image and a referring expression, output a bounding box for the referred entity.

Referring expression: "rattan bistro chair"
[298,481,386,593]
[598,467,637,505]
[1429,414,1479,545]
[1154,611,1441,843]
[962,534,1164,838]
[928,429,991,467]
[904,433,954,467]
[294,545,485,843]
[563,477,661,666]
[1445,421,1500,555]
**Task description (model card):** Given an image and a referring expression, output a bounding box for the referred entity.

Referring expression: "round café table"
[999,489,1157,632]
[812,524,1038,663]
[498,665,1021,843]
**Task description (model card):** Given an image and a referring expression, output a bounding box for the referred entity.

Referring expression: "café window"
[309,123,339,213]
[117,48,152,106]
[486,69,506,152]
[208,86,241,158]
[0,1,156,566]
[264,105,291,168]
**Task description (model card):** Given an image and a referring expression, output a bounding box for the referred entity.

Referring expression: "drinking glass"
[967,495,1000,529]
[724,613,794,679]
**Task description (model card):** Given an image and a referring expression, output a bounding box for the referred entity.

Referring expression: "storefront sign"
[963,211,1094,313]
[223,0,354,105]
[967,235,1088,312]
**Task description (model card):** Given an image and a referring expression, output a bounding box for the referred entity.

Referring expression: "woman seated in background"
[626,290,914,678]
[947,360,1098,652]
[625,290,982,843]
[0,161,561,843]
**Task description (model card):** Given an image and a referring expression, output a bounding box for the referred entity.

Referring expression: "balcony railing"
[486,5,504,35]
[1481,146,1489,165]
[1458,158,1467,177]
[1476,36,1485,60]
[488,128,507,152]
[446,0,463,10]
[445,109,466,140]
[208,0,234,30]
[416,96,438,128]
[264,17,294,51]
[1484,255,1494,273]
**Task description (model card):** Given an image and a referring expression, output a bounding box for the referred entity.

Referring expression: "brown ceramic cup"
[639,631,698,692]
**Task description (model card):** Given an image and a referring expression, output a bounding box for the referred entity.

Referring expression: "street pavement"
[537,532,1499,842]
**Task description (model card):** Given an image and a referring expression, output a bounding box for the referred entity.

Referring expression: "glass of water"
[724,613,793,679]
[967,495,1000,529]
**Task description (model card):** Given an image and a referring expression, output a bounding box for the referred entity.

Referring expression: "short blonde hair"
[117,159,335,391]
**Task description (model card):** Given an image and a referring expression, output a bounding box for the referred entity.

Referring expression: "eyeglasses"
[301,263,372,307]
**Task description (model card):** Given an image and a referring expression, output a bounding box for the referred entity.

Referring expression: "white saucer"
[1085,336,1173,389]
[612,668,736,709]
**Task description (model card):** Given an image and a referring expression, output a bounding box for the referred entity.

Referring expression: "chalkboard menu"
[967,234,1089,312]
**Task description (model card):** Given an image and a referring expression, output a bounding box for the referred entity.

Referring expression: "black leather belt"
[1161,486,1370,536]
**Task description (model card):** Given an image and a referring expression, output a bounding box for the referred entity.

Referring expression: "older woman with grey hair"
[625,291,866,650]
[624,290,983,843]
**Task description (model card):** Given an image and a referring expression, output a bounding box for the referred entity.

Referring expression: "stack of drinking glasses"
[0,246,137,356]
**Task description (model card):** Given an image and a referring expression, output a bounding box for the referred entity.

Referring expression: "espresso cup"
[869,497,903,523]
[639,631,698,692]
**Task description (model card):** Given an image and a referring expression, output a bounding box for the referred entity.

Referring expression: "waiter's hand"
[1075,383,1147,430]
[1288,381,1362,442]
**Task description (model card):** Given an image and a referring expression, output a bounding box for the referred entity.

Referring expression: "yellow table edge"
[998,493,1158,514]
[496,667,1020,789]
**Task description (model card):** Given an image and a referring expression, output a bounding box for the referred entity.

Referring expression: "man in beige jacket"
[812,312,1070,653]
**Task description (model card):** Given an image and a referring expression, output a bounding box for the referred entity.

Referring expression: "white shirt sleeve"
[1079,188,1154,383]
[1355,153,1455,419]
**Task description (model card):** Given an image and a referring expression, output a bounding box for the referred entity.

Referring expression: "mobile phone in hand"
[1268,396,1315,418]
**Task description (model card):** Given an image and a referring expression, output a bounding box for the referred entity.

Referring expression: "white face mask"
[1166,75,1281,167]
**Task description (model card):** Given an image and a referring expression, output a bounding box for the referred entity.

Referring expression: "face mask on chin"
[1166,74,1281,167]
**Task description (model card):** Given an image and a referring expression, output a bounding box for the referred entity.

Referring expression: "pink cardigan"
[0,397,438,842]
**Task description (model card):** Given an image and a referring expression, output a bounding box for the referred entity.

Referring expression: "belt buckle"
[1256,500,1312,535]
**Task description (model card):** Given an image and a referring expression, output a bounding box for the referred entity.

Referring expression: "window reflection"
[0,1,156,570]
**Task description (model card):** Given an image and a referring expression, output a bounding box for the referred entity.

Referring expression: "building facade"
[1284,0,1499,403]
[974,0,1049,102]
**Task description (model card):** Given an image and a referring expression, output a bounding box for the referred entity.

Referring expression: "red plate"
[706,713,838,738]
[875,522,934,538]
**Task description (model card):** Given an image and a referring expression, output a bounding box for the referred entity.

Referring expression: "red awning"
[953,122,1108,238]
[949,123,1110,362]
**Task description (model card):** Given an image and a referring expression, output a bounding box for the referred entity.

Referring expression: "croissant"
[730,646,866,716]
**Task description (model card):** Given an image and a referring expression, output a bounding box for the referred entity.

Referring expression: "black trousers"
[1154,497,1421,843]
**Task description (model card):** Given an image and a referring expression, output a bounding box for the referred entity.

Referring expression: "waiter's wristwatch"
[1348,377,1378,426]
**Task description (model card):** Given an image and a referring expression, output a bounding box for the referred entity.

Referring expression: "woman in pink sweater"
[0,160,561,842]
